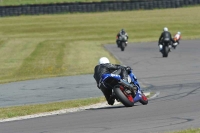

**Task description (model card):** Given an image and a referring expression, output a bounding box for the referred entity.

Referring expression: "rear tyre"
[113,85,134,107]
[162,46,169,57]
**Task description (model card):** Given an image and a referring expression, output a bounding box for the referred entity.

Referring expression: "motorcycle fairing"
[101,73,121,89]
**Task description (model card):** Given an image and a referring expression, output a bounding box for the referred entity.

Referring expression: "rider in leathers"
[116,29,129,47]
[93,57,130,105]
[172,31,181,49]
[158,27,175,52]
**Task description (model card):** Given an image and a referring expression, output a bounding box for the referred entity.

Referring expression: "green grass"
[0,97,105,119]
[0,6,200,84]
[0,6,200,121]
[169,128,200,133]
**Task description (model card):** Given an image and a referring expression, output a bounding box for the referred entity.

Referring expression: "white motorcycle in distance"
[172,38,180,49]
[172,31,181,49]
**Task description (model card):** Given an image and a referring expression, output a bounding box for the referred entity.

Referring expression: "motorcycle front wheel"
[120,42,125,51]
[139,93,148,105]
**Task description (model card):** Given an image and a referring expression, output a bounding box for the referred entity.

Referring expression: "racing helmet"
[177,31,181,35]
[121,29,125,34]
[99,57,110,65]
[163,27,168,32]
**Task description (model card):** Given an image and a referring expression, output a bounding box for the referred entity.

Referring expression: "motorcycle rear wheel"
[162,46,169,57]
[113,85,134,107]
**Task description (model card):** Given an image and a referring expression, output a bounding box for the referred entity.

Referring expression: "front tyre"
[120,42,125,51]
[113,85,134,107]
[139,93,148,105]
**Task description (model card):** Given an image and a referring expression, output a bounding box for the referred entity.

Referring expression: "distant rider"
[172,31,181,49]
[93,57,131,105]
[158,27,175,52]
[116,29,129,47]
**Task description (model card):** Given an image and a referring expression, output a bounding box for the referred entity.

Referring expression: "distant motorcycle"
[101,68,148,107]
[172,37,179,49]
[172,32,181,49]
[117,35,128,51]
[160,40,171,58]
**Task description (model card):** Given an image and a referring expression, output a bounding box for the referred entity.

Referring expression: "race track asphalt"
[0,75,100,107]
[0,40,200,133]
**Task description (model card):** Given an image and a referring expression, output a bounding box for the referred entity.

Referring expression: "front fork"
[134,89,143,103]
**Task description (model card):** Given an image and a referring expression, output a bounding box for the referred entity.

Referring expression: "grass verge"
[168,128,200,133]
[0,97,105,119]
[0,7,200,84]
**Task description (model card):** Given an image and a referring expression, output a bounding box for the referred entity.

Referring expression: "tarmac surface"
[0,74,99,107]
[0,40,200,133]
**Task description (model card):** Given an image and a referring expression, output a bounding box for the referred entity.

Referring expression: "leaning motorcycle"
[101,68,148,107]
[172,37,179,49]
[117,35,127,51]
[161,40,171,58]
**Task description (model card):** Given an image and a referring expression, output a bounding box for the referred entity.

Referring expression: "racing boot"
[108,95,115,105]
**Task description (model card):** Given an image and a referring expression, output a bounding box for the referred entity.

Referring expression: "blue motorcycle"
[101,68,148,107]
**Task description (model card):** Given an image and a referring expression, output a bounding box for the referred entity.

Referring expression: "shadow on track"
[86,104,141,111]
